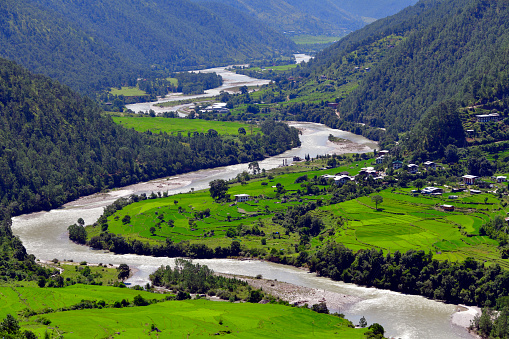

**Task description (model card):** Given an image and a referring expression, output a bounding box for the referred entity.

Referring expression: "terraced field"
[0,284,166,320]
[40,299,365,339]
[327,191,508,268]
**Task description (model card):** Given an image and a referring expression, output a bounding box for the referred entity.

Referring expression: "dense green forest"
[0,0,294,95]
[0,58,299,216]
[330,0,417,19]
[137,72,223,97]
[0,0,140,95]
[0,210,51,283]
[195,0,363,36]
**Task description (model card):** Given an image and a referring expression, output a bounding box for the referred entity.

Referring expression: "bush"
[216,289,231,300]
[311,302,329,314]
[133,294,149,306]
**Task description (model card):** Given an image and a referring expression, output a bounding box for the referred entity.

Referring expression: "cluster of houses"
[376,150,438,174]
[200,102,230,114]
[321,166,384,186]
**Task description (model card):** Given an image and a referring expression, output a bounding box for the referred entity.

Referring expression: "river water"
[12,63,475,338]
[126,53,312,114]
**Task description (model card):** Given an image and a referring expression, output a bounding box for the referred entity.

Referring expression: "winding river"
[12,63,476,338]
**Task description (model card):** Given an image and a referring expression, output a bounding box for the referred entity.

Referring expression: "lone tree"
[117,264,130,281]
[371,195,383,211]
[413,178,425,190]
[248,161,260,175]
[359,316,368,328]
[209,179,229,201]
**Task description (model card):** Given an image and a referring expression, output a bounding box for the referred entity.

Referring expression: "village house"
[462,175,478,185]
[321,174,355,185]
[497,176,507,183]
[423,161,436,170]
[334,175,354,185]
[376,156,385,164]
[392,160,403,170]
[476,113,500,123]
[234,194,250,203]
[359,167,378,177]
[421,187,443,194]
[408,164,418,174]
[378,150,390,156]
[441,205,455,212]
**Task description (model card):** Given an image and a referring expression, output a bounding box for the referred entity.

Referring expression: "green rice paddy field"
[109,86,147,97]
[91,158,509,269]
[0,283,365,338]
[326,191,507,269]
[0,284,166,320]
[111,116,260,136]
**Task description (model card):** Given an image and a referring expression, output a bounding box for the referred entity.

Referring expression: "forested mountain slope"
[195,0,365,36]
[304,0,509,136]
[0,0,139,95]
[332,0,418,19]
[0,0,295,94]
[0,58,300,216]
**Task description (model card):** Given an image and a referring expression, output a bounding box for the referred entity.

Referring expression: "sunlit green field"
[0,284,166,320]
[290,35,343,45]
[111,116,260,136]
[327,191,507,268]
[109,86,147,96]
[39,299,365,338]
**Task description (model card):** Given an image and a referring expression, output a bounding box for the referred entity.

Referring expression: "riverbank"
[219,273,360,311]
[452,305,482,338]
[219,271,479,338]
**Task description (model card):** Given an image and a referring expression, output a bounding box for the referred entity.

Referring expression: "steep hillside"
[332,0,418,19]
[195,0,364,36]
[0,0,295,94]
[302,0,509,136]
[0,0,139,94]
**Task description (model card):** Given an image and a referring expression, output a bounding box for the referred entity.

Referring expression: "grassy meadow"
[110,116,260,136]
[36,299,365,338]
[0,284,167,320]
[110,86,147,97]
[290,35,342,45]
